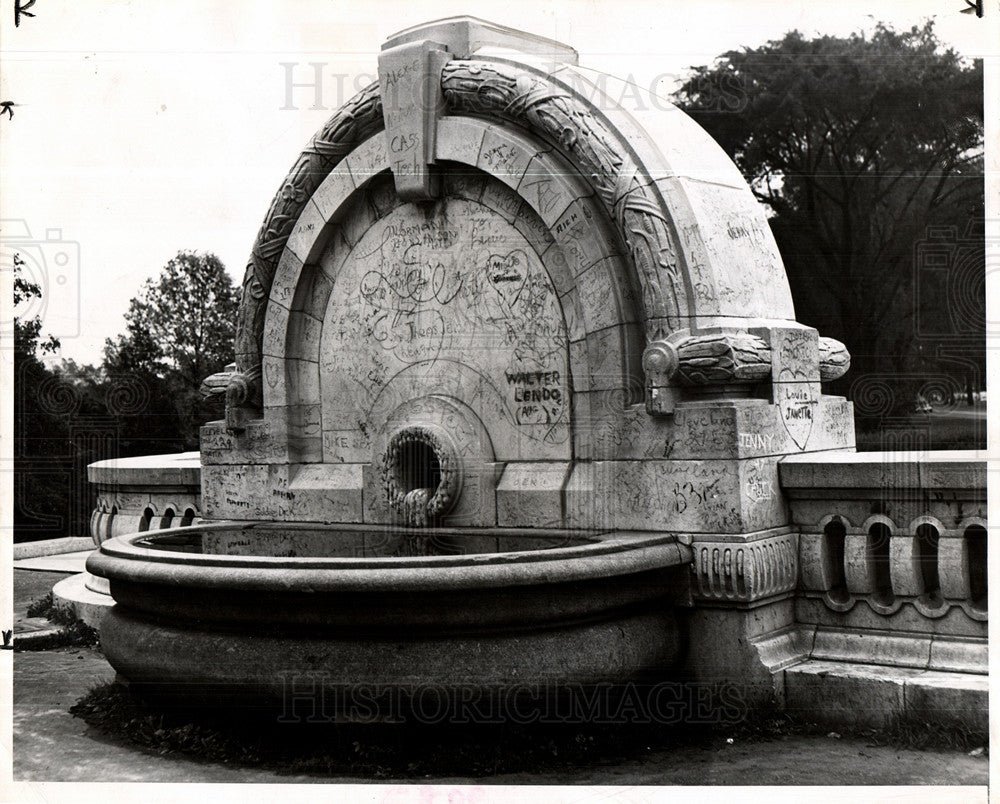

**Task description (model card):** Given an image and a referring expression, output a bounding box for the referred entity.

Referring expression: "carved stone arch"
[230,50,847,424]
[235,79,655,417]
[257,119,652,463]
[235,63,683,371]
[439,59,692,335]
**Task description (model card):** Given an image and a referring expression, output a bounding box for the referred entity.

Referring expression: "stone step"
[51,573,114,630]
[12,550,93,573]
[13,536,95,560]
[782,659,987,732]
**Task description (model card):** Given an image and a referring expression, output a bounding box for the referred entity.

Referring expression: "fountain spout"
[383,425,461,527]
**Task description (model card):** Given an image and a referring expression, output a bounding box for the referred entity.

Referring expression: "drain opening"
[398,440,442,495]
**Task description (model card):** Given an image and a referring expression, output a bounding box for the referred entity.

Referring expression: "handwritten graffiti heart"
[486,249,528,309]
[777,367,816,450]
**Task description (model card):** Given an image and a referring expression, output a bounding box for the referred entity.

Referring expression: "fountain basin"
[87,523,691,708]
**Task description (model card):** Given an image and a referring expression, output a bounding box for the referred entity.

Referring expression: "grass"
[25,592,58,619]
[68,683,783,777]
[862,714,988,754]
[16,592,100,651]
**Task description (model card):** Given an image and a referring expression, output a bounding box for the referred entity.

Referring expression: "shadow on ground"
[12,645,989,786]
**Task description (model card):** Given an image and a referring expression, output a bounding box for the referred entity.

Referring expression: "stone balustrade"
[779,451,987,632]
[88,452,202,545]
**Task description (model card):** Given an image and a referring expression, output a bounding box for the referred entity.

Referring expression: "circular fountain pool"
[87,523,690,712]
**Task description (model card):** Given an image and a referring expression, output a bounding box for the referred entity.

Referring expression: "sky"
[1,0,996,366]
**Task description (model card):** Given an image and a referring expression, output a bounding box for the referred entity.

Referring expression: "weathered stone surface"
[793,595,987,639]
[200,463,286,520]
[284,199,327,265]
[689,530,798,604]
[786,660,987,731]
[888,534,924,597]
[784,660,915,727]
[548,67,744,188]
[289,464,364,521]
[657,177,794,322]
[385,16,579,65]
[98,605,683,704]
[378,39,450,200]
[84,19,993,730]
[679,599,796,694]
[310,165,356,222]
[572,397,853,463]
[810,627,931,668]
[434,115,486,167]
[783,496,986,536]
[938,535,973,599]
[201,462,365,523]
[798,529,846,592]
[315,173,574,473]
[564,457,788,534]
[88,452,201,487]
[928,635,988,674]
[750,624,814,675]
[496,461,571,528]
[780,451,983,493]
[904,671,988,732]
[345,132,391,186]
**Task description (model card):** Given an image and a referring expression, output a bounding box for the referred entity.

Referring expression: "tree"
[104,250,240,449]
[14,254,75,541]
[13,253,60,365]
[13,250,239,540]
[104,250,240,387]
[674,22,984,420]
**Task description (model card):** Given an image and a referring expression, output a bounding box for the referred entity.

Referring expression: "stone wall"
[87,452,202,545]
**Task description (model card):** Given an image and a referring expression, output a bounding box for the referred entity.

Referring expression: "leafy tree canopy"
[104,250,239,387]
[677,22,982,212]
[102,249,239,451]
[13,253,61,364]
[674,21,984,416]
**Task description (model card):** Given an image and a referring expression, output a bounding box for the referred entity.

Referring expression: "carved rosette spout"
[382,425,462,527]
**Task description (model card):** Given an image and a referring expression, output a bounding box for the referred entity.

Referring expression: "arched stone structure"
[80,19,986,725]
[201,16,854,534]
[226,34,849,422]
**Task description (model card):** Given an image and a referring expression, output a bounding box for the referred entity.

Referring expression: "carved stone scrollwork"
[199,365,236,399]
[818,337,851,381]
[691,533,798,604]
[674,333,772,386]
[231,56,849,423]
[641,332,851,410]
[233,62,690,421]
[224,367,260,433]
[199,364,260,433]
[440,61,685,339]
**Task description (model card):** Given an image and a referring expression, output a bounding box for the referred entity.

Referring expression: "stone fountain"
[87,17,857,715]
